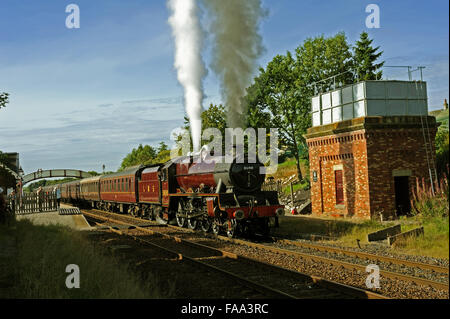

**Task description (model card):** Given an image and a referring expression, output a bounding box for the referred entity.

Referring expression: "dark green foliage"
[353,32,384,81]
[244,32,354,181]
[435,129,449,177]
[184,104,227,140]
[0,151,11,168]
[0,92,9,109]
[182,104,227,152]
[119,142,171,171]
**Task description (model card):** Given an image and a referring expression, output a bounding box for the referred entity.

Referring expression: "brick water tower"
[304,80,438,220]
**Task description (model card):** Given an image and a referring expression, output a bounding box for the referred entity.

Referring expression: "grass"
[430,108,449,129]
[0,220,169,298]
[285,179,310,193]
[274,215,449,259]
[393,217,449,259]
[273,154,449,259]
[268,157,309,181]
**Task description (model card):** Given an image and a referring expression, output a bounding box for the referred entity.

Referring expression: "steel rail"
[218,236,449,292]
[82,208,447,292]
[83,209,388,299]
[85,211,296,299]
[272,237,449,275]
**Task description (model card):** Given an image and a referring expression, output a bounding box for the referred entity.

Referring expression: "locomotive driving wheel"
[200,218,212,233]
[212,218,221,236]
[176,202,187,227]
[187,218,198,230]
[227,219,238,238]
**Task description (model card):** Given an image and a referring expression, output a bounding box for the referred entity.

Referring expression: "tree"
[245,33,354,181]
[119,142,175,171]
[119,144,156,170]
[183,104,227,150]
[247,52,306,180]
[0,92,9,109]
[353,31,384,81]
[158,142,169,153]
[184,104,227,137]
[435,128,449,177]
[0,151,10,168]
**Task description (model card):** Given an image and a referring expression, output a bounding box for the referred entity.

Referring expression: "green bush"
[435,129,449,178]
[411,173,449,219]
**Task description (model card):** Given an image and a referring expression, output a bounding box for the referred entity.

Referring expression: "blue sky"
[0,0,448,175]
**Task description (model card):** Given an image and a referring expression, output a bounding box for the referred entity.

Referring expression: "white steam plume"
[168,0,206,152]
[204,0,266,128]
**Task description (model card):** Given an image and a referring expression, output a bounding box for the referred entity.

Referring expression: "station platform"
[15,204,92,230]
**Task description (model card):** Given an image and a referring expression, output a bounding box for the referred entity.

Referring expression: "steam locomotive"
[50,154,284,238]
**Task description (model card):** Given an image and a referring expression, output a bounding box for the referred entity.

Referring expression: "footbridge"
[22,169,92,184]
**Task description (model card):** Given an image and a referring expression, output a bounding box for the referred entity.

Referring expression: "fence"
[262,180,282,193]
[8,192,58,215]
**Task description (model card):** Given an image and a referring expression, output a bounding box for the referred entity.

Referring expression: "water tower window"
[335,170,344,205]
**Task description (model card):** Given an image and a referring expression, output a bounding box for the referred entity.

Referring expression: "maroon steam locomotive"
[58,154,284,237]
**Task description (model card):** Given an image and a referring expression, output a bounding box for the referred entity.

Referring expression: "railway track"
[273,237,449,275]
[220,236,449,292]
[78,208,448,296]
[82,209,387,299]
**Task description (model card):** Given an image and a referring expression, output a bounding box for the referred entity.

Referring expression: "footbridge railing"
[22,169,92,184]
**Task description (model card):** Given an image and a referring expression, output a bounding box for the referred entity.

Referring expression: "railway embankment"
[0,219,167,298]
[271,214,449,260]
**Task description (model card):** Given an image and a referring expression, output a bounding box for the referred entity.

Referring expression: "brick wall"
[366,127,437,219]
[307,130,370,218]
[305,116,437,219]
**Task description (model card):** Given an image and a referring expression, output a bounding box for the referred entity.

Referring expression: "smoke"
[204,0,266,128]
[167,0,206,152]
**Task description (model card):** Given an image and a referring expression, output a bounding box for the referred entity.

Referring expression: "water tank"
[311,80,428,127]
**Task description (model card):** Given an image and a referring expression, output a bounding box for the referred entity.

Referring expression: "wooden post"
[290,182,294,206]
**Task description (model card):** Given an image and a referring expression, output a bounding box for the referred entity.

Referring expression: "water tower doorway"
[394,176,411,216]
